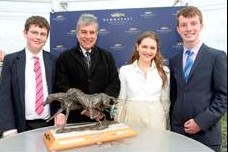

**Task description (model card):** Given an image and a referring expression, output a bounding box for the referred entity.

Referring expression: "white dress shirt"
[182,41,202,69]
[25,48,50,120]
[118,60,170,102]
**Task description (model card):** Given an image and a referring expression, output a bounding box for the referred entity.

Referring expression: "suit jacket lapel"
[175,53,186,85]
[89,47,100,76]
[71,46,100,76]
[90,56,97,75]
[43,52,52,93]
[71,47,88,69]
[16,50,26,111]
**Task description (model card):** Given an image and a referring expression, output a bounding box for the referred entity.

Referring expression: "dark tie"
[85,52,91,69]
[184,50,194,82]
[34,56,44,116]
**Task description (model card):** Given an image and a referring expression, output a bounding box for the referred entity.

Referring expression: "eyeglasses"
[28,31,48,37]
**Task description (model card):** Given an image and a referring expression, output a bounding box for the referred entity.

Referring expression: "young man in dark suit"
[169,6,227,152]
[0,16,56,137]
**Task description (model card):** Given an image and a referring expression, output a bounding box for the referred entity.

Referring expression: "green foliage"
[221,113,227,152]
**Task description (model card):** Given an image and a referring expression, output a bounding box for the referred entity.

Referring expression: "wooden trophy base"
[43,122,137,151]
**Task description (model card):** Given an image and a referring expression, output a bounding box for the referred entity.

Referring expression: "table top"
[0,124,214,152]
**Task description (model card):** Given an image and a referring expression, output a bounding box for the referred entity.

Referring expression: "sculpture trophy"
[43,88,137,151]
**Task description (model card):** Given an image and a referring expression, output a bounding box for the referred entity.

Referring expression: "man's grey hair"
[76,13,99,32]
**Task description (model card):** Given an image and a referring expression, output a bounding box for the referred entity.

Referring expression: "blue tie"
[184,50,194,82]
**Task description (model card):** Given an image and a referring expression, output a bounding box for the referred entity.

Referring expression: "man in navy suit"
[169,6,227,152]
[0,16,56,137]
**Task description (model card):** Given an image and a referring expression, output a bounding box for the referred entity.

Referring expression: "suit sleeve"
[104,53,120,98]
[0,55,17,132]
[55,54,71,93]
[195,51,227,130]
[169,58,177,121]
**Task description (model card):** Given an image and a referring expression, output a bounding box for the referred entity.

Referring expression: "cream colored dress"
[117,61,170,131]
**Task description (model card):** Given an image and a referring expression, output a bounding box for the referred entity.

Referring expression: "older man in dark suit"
[169,6,227,152]
[54,13,120,125]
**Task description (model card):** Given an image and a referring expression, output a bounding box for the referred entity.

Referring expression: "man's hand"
[54,113,66,126]
[184,118,201,134]
[81,109,105,122]
[0,49,4,62]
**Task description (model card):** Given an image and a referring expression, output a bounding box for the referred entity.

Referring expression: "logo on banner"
[140,11,157,18]
[103,12,133,25]
[52,45,68,52]
[52,15,66,22]
[99,28,110,35]
[111,12,125,18]
[110,43,125,51]
[67,29,76,36]
[172,42,183,49]
[125,27,141,34]
[156,26,172,33]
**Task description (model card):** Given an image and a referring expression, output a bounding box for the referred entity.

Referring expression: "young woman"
[118,31,170,130]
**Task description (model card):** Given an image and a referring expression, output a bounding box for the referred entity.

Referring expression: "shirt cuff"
[3,129,18,137]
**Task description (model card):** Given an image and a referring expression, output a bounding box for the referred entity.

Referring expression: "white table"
[0,124,214,152]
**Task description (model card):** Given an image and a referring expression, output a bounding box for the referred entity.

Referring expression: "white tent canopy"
[0,0,227,54]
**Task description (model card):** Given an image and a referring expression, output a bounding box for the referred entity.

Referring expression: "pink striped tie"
[34,56,44,116]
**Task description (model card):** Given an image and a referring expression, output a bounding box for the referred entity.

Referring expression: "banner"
[50,6,183,68]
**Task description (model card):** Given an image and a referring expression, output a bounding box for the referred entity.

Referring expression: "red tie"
[34,56,44,116]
